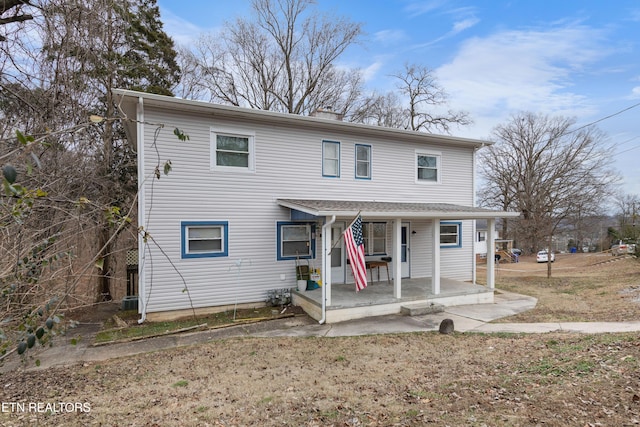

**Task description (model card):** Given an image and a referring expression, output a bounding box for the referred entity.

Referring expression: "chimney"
[310,106,343,121]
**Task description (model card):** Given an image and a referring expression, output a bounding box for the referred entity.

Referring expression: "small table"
[366,261,390,284]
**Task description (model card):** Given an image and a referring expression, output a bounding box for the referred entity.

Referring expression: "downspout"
[472,145,479,284]
[136,95,147,324]
[472,143,486,285]
[319,215,336,324]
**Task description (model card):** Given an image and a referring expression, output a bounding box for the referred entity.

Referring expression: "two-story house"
[114,89,519,324]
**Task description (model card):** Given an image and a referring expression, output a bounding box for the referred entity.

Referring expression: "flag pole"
[346,210,362,230]
[328,210,361,254]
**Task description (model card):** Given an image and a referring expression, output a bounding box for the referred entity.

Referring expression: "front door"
[330,223,345,284]
[401,223,410,278]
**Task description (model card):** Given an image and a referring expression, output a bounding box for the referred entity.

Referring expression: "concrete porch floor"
[292,277,494,323]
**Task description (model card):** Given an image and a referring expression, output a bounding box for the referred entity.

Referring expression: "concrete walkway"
[255,290,640,337]
[5,290,640,372]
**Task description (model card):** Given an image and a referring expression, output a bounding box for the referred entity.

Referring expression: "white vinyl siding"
[441,220,474,280]
[411,219,473,281]
[137,107,476,313]
[322,140,340,177]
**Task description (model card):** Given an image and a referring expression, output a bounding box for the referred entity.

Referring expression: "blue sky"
[157,0,640,197]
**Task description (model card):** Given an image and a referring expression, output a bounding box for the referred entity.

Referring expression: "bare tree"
[393,63,472,133]
[0,0,37,41]
[613,193,640,243]
[347,63,472,134]
[1,0,180,358]
[176,3,470,133]
[183,0,364,115]
[346,92,406,128]
[173,45,209,100]
[478,112,618,276]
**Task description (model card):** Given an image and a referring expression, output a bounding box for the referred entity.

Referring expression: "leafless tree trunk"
[345,63,472,134]
[392,63,472,133]
[1,0,171,311]
[183,0,364,116]
[614,193,640,243]
[478,112,619,276]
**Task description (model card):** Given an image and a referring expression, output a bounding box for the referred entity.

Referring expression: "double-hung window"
[322,140,340,177]
[440,222,462,248]
[181,221,229,258]
[277,222,316,260]
[212,129,255,171]
[362,222,386,255]
[355,144,371,179]
[416,151,440,183]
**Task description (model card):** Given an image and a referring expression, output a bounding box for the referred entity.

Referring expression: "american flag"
[344,215,367,291]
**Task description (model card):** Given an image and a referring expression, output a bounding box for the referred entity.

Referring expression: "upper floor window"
[355,144,371,179]
[181,221,229,258]
[416,151,440,183]
[322,140,340,177]
[211,129,255,171]
[440,222,461,248]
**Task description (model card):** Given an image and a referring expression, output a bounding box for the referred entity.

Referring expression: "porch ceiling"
[277,199,520,220]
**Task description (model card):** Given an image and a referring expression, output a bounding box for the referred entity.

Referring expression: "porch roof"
[277,199,521,220]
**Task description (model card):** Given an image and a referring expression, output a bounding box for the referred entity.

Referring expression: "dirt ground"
[2,253,640,426]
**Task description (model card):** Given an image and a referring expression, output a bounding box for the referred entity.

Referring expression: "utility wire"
[611,135,639,149]
[565,101,640,136]
[613,142,640,157]
[545,101,640,160]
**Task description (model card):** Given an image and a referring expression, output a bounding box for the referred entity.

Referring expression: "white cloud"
[436,24,608,138]
[452,17,480,34]
[361,59,386,83]
[159,8,220,46]
[631,86,640,98]
[373,29,408,46]
[404,0,447,18]
[408,5,480,50]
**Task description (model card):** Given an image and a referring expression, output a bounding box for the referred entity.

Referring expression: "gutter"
[319,215,336,324]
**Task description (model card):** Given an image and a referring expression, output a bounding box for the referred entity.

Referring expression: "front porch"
[292,277,493,323]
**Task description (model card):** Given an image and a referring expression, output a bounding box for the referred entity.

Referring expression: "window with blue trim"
[322,140,340,177]
[277,222,316,260]
[440,222,461,248]
[355,144,371,179]
[181,221,229,258]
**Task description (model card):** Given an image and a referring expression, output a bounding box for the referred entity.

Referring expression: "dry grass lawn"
[489,252,640,322]
[1,253,640,426]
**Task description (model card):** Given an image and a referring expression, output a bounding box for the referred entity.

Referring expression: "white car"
[536,250,555,263]
[611,241,635,256]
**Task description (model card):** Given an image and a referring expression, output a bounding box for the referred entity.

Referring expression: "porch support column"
[486,218,496,289]
[432,218,441,295]
[393,218,402,298]
[322,216,333,306]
